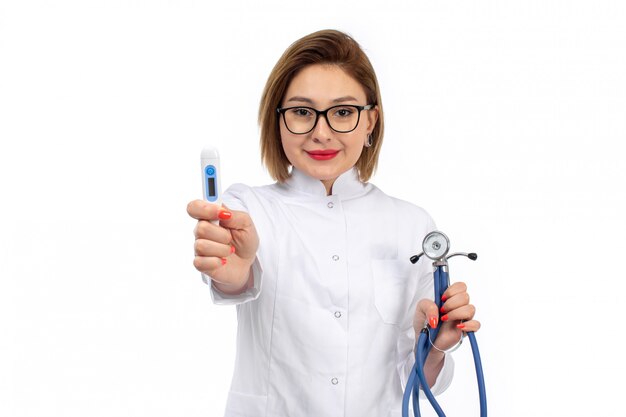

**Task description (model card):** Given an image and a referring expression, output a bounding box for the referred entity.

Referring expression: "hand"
[187,200,259,292]
[413,282,480,351]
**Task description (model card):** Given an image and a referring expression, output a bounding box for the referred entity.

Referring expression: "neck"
[321,178,335,196]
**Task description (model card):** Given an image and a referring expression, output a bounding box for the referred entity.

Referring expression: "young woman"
[187,29,480,417]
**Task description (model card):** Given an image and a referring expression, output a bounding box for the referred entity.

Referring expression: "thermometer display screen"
[207,177,216,197]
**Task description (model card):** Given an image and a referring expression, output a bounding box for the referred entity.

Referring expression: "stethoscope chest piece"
[422,231,450,260]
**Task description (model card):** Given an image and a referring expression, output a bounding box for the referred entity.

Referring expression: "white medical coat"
[206,167,454,417]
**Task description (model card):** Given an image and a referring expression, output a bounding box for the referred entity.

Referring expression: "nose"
[311,113,333,142]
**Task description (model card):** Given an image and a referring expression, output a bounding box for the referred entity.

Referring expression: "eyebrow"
[285,95,360,105]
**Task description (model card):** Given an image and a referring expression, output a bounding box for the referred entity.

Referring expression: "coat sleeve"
[202,183,264,306]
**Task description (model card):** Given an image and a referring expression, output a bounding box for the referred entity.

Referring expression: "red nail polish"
[456,323,466,329]
[441,294,447,302]
[429,317,438,328]
[441,314,449,322]
[440,306,445,314]
[218,210,232,220]
[221,258,227,265]
[230,245,235,254]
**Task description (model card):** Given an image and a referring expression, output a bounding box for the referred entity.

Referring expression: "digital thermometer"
[201,146,222,211]
[200,147,223,285]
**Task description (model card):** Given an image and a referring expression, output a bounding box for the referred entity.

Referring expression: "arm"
[403,273,456,395]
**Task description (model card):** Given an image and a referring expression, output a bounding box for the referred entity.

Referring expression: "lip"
[306,149,340,161]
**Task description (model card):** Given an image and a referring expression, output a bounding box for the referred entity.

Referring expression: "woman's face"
[279,64,378,193]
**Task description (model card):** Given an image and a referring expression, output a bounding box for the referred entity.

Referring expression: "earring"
[364,133,373,148]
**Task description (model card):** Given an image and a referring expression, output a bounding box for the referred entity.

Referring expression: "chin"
[306,166,340,180]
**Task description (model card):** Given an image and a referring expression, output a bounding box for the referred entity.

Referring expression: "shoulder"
[367,183,436,230]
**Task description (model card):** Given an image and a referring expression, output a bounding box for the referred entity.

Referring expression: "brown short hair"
[259,29,384,183]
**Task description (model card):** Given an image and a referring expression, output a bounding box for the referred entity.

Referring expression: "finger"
[440,290,470,314]
[440,304,476,323]
[193,255,227,275]
[441,281,467,303]
[187,200,228,221]
[217,206,253,230]
[416,299,440,328]
[194,220,232,244]
[456,319,481,332]
[194,239,235,258]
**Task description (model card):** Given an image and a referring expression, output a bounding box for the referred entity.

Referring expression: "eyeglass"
[276,104,374,135]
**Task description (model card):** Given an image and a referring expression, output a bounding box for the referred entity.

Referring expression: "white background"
[1,1,625,416]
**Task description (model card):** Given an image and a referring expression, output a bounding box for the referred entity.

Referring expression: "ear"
[366,105,379,133]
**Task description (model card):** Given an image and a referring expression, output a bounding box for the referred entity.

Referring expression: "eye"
[290,107,313,117]
[333,107,354,118]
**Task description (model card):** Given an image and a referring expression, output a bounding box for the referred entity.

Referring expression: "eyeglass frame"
[276,104,375,135]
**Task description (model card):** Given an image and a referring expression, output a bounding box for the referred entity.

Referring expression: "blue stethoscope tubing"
[402,267,487,417]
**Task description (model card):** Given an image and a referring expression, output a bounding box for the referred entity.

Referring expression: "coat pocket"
[371,259,416,326]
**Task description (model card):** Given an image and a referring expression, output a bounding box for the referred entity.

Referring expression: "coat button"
[331,378,339,385]
[327,202,334,208]
[332,255,339,261]
[334,311,342,318]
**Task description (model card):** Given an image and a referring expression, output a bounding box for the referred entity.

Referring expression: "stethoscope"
[402,231,487,417]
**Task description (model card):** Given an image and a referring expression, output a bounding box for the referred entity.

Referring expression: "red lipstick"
[306,149,339,161]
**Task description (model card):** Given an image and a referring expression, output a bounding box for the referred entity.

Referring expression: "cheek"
[280,138,292,158]
[346,135,365,160]
[279,130,299,164]
[278,126,289,152]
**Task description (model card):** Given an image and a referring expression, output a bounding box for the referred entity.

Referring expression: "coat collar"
[285,167,368,198]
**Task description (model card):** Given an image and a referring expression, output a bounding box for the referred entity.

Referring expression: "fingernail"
[441,314,449,322]
[230,245,236,254]
[218,210,232,220]
[441,294,447,302]
[456,323,466,329]
[440,306,446,314]
[221,258,227,265]
[429,317,438,328]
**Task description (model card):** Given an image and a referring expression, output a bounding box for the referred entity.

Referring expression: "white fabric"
[206,167,454,417]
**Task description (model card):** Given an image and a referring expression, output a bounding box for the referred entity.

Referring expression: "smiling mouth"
[306,150,340,160]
